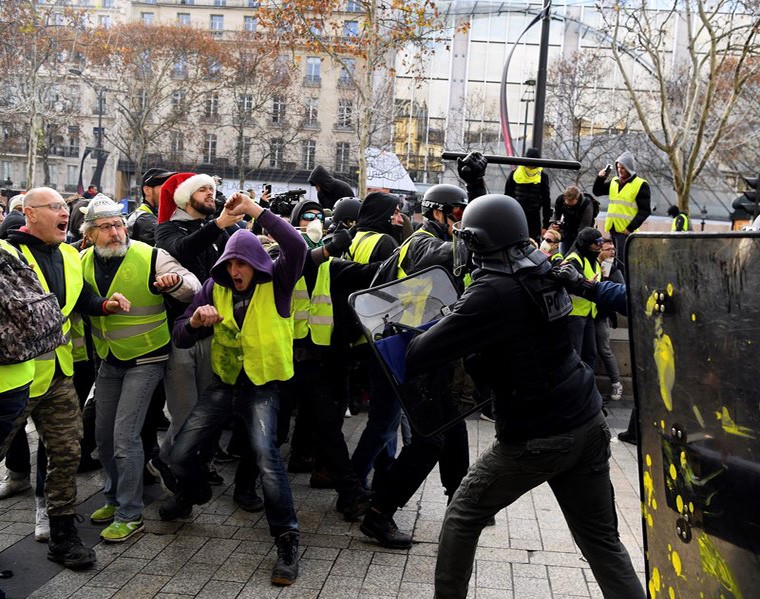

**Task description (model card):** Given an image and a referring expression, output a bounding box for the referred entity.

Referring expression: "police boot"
[47,514,96,570]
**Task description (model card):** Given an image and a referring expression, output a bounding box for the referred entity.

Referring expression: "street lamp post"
[68,68,110,193]
[520,79,536,156]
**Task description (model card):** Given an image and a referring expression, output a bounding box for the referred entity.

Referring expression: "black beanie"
[525,147,541,159]
[576,227,602,249]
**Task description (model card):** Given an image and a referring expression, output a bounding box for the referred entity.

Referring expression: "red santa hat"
[157,172,216,224]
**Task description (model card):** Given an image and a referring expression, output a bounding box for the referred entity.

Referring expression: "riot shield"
[626,232,760,598]
[348,265,486,437]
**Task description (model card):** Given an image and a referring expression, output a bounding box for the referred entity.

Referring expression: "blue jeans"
[95,361,165,522]
[0,384,29,451]
[434,411,644,599]
[169,375,298,538]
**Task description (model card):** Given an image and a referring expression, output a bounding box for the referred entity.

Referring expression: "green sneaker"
[100,518,144,543]
[90,504,117,524]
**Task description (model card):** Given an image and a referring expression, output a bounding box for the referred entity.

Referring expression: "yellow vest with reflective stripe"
[20,242,82,397]
[347,231,384,264]
[603,177,646,233]
[512,166,543,185]
[210,282,294,385]
[564,251,600,318]
[671,214,689,231]
[396,229,435,279]
[0,240,34,393]
[293,260,333,346]
[69,312,87,363]
[81,241,169,361]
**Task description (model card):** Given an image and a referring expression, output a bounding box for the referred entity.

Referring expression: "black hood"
[356,192,399,235]
[307,165,354,209]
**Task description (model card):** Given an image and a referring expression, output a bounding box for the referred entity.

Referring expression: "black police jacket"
[406,265,602,442]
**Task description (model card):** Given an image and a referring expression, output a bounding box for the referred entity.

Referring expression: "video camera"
[269,189,306,218]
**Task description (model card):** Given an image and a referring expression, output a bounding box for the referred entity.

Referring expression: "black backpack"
[0,247,66,365]
[584,193,601,220]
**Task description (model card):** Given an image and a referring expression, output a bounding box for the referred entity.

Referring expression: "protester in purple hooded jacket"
[161,193,307,587]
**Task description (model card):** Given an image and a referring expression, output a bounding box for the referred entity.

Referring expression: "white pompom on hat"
[158,173,216,223]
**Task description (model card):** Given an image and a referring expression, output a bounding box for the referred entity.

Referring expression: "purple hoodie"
[172,209,307,348]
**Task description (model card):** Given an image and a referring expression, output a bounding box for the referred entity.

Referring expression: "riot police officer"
[405,194,645,599]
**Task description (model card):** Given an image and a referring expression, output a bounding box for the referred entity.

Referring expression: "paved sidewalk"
[0,401,645,598]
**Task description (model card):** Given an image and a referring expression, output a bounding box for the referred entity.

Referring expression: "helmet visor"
[452,221,471,278]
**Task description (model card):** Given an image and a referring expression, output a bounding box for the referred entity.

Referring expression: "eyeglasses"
[28,202,69,213]
[542,237,558,244]
[93,221,125,232]
[447,206,465,221]
[301,212,324,222]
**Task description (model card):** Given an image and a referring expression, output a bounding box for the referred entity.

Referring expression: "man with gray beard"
[78,197,200,543]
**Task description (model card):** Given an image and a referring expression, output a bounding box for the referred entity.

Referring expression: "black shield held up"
[626,232,760,598]
[348,265,484,437]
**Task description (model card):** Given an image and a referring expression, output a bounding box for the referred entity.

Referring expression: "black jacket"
[553,194,594,244]
[406,264,601,442]
[504,169,552,238]
[308,165,354,210]
[0,210,25,240]
[130,204,158,246]
[351,192,399,263]
[399,220,455,276]
[8,230,107,317]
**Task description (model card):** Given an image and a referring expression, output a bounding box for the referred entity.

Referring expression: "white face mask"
[540,240,555,253]
[305,218,323,243]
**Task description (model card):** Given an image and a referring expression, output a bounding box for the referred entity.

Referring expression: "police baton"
[441,152,581,171]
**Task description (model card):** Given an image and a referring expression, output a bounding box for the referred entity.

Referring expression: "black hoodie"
[307,165,354,209]
[351,192,400,263]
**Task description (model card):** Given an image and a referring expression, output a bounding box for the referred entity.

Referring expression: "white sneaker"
[0,472,31,499]
[610,382,623,401]
[34,496,49,542]
[344,407,351,418]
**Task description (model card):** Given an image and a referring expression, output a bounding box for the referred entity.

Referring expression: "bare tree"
[601,0,760,210]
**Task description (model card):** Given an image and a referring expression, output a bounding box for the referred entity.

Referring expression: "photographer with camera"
[553,186,595,255]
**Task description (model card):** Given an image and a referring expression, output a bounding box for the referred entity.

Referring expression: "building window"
[339,58,355,85]
[302,140,316,170]
[272,96,285,124]
[305,57,321,84]
[170,131,184,160]
[67,126,79,155]
[203,133,217,163]
[238,94,253,114]
[180,0,194,4]
[206,59,221,79]
[173,54,187,79]
[137,89,148,112]
[346,0,360,11]
[103,0,114,7]
[67,165,78,186]
[141,12,153,25]
[338,99,353,128]
[244,16,257,32]
[94,94,106,116]
[269,138,284,168]
[98,15,111,28]
[210,14,224,32]
[214,0,226,5]
[171,90,185,111]
[204,93,219,117]
[304,98,318,126]
[247,0,260,6]
[335,142,351,173]
[177,13,191,26]
[343,20,359,37]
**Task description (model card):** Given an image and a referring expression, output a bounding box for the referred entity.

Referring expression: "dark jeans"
[434,411,645,599]
[610,230,629,275]
[567,314,597,368]
[4,425,45,496]
[0,385,29,458]
[169,375,298,537]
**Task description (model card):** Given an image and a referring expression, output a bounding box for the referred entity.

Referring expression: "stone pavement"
[0,401,645,599]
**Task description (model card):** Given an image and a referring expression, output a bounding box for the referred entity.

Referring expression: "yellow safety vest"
[396,229,435,279]
[293,259,333,346]
[210,282,294,385]
[347,231,385,264]
[564,251,601,318]
[512,166,543,185]
[671,214,689,232]
[69,312,88,363]
[81,241,170,361]
[0,240,35,393]
[20,243,82,398]
[603,177,646,233]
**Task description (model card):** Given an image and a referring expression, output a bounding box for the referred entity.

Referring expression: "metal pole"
[532,1,551,153]
[97,88,104,149]
[522,101,529,156]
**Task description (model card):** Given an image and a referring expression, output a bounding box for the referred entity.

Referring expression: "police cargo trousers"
[434,411,645,599]
[0,375,82,517]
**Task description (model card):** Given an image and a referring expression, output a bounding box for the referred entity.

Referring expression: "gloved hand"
[549,263,596,299]
[324,229,352,256]
[457,152,488,184]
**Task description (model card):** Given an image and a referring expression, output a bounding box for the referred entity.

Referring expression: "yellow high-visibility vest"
[81,241,170,360]
[603,177,646,233]
[346,231,384,264]
[564,251,601,318]
[512,166,543,185]
[292,260,333,346]
[210,282,294,385]
[19,243,82,397]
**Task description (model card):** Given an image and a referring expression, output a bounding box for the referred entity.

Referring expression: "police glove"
[457,152,488,184]
[324,229,352,256]
[549,263,597,300]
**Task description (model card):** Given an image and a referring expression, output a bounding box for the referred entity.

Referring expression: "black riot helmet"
[332,196,361,227]
[421,184,468,220]
[456,194,529,255]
